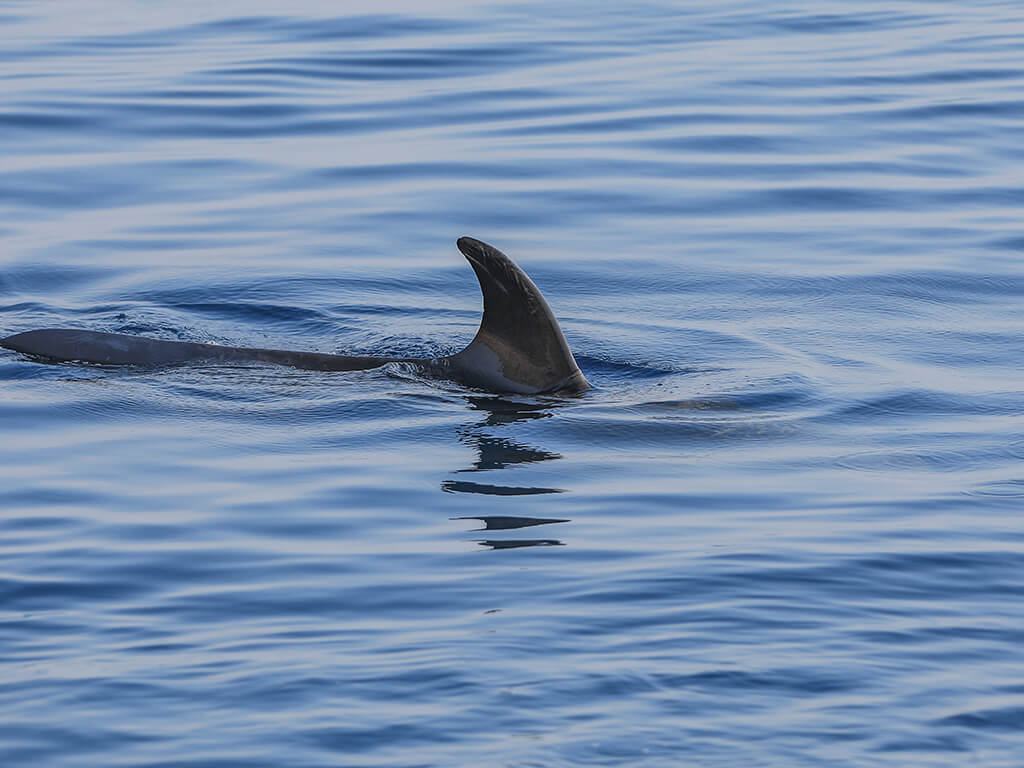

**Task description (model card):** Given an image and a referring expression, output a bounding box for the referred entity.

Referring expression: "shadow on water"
[446,395,571,549]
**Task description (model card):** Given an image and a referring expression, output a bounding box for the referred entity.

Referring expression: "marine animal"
[1,237,589,394]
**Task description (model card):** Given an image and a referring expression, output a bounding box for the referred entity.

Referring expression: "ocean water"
[2,1,1024,765]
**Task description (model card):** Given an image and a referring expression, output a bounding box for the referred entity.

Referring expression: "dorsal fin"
[445,237,589,394]
[1,236,590,394]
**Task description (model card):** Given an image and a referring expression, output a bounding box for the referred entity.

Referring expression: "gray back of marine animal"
[1,237,590,395]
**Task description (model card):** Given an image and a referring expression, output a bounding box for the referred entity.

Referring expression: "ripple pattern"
[2,1,1024,766]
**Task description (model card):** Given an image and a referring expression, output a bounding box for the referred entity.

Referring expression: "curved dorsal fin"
[1,236,590,394]
[445,237,589,394]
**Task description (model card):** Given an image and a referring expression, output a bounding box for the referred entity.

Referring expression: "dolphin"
[1,237,590,394]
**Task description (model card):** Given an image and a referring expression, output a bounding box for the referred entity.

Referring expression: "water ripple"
[3,2,1024,766]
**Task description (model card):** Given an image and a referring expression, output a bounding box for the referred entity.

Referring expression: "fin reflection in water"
[456,434,561,473]
[452,516,569,531]
[477,539,564,550]
[447,395,572,549]
[465,395,559,427]
[444,395,567,495]
[441,480,564,496]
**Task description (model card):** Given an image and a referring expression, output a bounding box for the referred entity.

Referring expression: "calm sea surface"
[2,1,1023,765]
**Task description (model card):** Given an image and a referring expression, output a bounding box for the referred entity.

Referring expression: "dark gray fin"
[0,329,396,372]
[440,237,589,394]
[0,237,590,393]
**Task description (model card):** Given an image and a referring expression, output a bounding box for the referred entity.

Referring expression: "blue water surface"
[2,1,1024,766]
